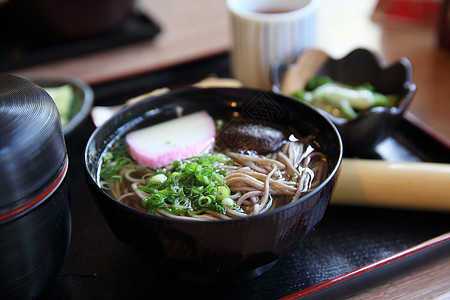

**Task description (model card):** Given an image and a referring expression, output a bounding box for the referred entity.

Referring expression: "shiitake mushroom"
[218,122,288,154]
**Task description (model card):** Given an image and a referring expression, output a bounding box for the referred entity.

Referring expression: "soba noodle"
[100,139,327,221]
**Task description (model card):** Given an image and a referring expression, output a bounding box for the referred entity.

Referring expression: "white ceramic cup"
[227,0,319,89]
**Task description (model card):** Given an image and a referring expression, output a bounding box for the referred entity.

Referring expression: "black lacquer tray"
[0,7,160,72]
[38,54,449,300]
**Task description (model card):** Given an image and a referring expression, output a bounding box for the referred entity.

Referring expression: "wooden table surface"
[9,0,450,298]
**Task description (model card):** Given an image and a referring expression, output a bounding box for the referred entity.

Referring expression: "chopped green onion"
[135,153,239,217]
[174,197,190,208]
[221,197,235,208]
[167,206,187,215]
[185,162,197,174]
[198,196,212,207]
[216,185,230,201]
[100,142,148,187]
[147,174,167,187]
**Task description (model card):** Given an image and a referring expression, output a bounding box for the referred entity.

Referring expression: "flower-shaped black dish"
[272,48,416,156]
[85,87,342,284]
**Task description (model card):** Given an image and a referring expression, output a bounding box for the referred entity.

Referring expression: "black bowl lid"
[0,74,67,213]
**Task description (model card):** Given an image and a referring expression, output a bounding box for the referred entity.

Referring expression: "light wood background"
[11,0,450,143]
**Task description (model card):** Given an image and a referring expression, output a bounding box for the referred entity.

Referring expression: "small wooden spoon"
[281,48,330,95]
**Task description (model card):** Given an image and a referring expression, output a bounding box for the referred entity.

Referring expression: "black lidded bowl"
[272,48,417,156]
[0,74,71,299]
[85,87,342,283]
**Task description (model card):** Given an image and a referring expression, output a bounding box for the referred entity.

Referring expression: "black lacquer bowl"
[272,48,416,156]
[85,88,342,283]
[0,74,71,299]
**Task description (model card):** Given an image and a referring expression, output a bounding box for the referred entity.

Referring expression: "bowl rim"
[85,87,343,224]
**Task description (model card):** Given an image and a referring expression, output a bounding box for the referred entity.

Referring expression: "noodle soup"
[85,87,342,278]
[99,119,328,221]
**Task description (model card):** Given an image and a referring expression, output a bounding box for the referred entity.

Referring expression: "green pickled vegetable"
[291,77,400,120]
[306,75,333,90]
[44,85,74,127]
